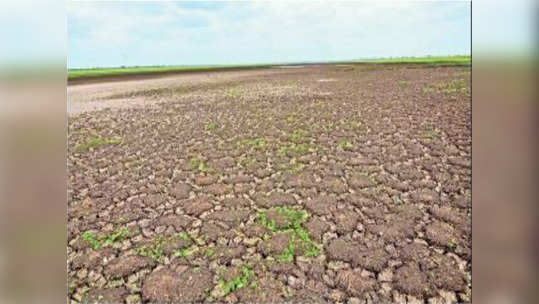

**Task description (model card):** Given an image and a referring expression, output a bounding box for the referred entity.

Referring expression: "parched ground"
[68,64,471,304]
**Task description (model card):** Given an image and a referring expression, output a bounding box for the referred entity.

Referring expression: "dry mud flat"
[68,65,471,303]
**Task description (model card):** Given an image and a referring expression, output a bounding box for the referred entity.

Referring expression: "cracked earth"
[68,64,471,304]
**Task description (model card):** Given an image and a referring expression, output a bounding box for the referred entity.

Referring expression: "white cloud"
[68,1,472,67]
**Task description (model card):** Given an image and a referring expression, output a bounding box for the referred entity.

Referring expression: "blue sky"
[67,1,473,68]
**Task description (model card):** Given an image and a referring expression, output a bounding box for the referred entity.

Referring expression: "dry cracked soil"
[68,64,471,304]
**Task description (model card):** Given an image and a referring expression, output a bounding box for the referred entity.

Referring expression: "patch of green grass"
[279,142,315,156]
[179,232,190,242]
[102,227,129,247]
[236,155,257,168]
[448,238,458,250]
[68,281,78,294]
[423,86,434,94]
[337,139,354,151]
[236,138,267,150]
[286,114,297,124]
[173,246,197,259]
[258,207,320,262]
[258,206,308,231]
[205,248,215,257]
[392,195,403,205]
[109,278,125,288]
[423,127,441,140]
[437,79,470,96]
[190,156,214,173]
[321,121,335,132]
[76,137,121,151]
[279,234,296,263]
[225,87,242,98]
[259,211,276,232]
[282,81,299,90]
[305,243,320,257]
[398,80,409,89]
[345,120,366,132]
[205,122,218,131]
[314,100,326,107]
[219,266,255,296]
[289,130,309,143]
[136,234,191,262]
[136,236,166,262]
[193,234,209,246]
[124,158,144,169]
[82,232,101,250]
[82,227,129,250]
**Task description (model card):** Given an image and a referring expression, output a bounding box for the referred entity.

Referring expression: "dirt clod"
[142,267,213,303]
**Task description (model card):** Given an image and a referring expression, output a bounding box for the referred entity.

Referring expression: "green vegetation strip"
[76,137,122,152]
[362,55,470,66]
[68,56,469,80]
[68,64,272,80]
[83,227,129,250]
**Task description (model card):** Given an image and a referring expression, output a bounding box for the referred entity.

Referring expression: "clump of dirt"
[304,216,330,241]
[304,195,335,216]
[336,270,376,297]
[183,197,213,216]
[394,262,433,297]
[142,267,213,303]
[425,220,459,248]
[104,255,154,279]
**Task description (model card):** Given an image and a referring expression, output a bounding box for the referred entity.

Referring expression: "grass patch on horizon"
[68,64,271,80]
[68,56,470,80]
[362,55,470,66]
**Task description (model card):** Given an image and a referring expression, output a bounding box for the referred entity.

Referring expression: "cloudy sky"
[67,1,472,68]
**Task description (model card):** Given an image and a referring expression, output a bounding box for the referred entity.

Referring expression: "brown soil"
[68,64,471,303]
